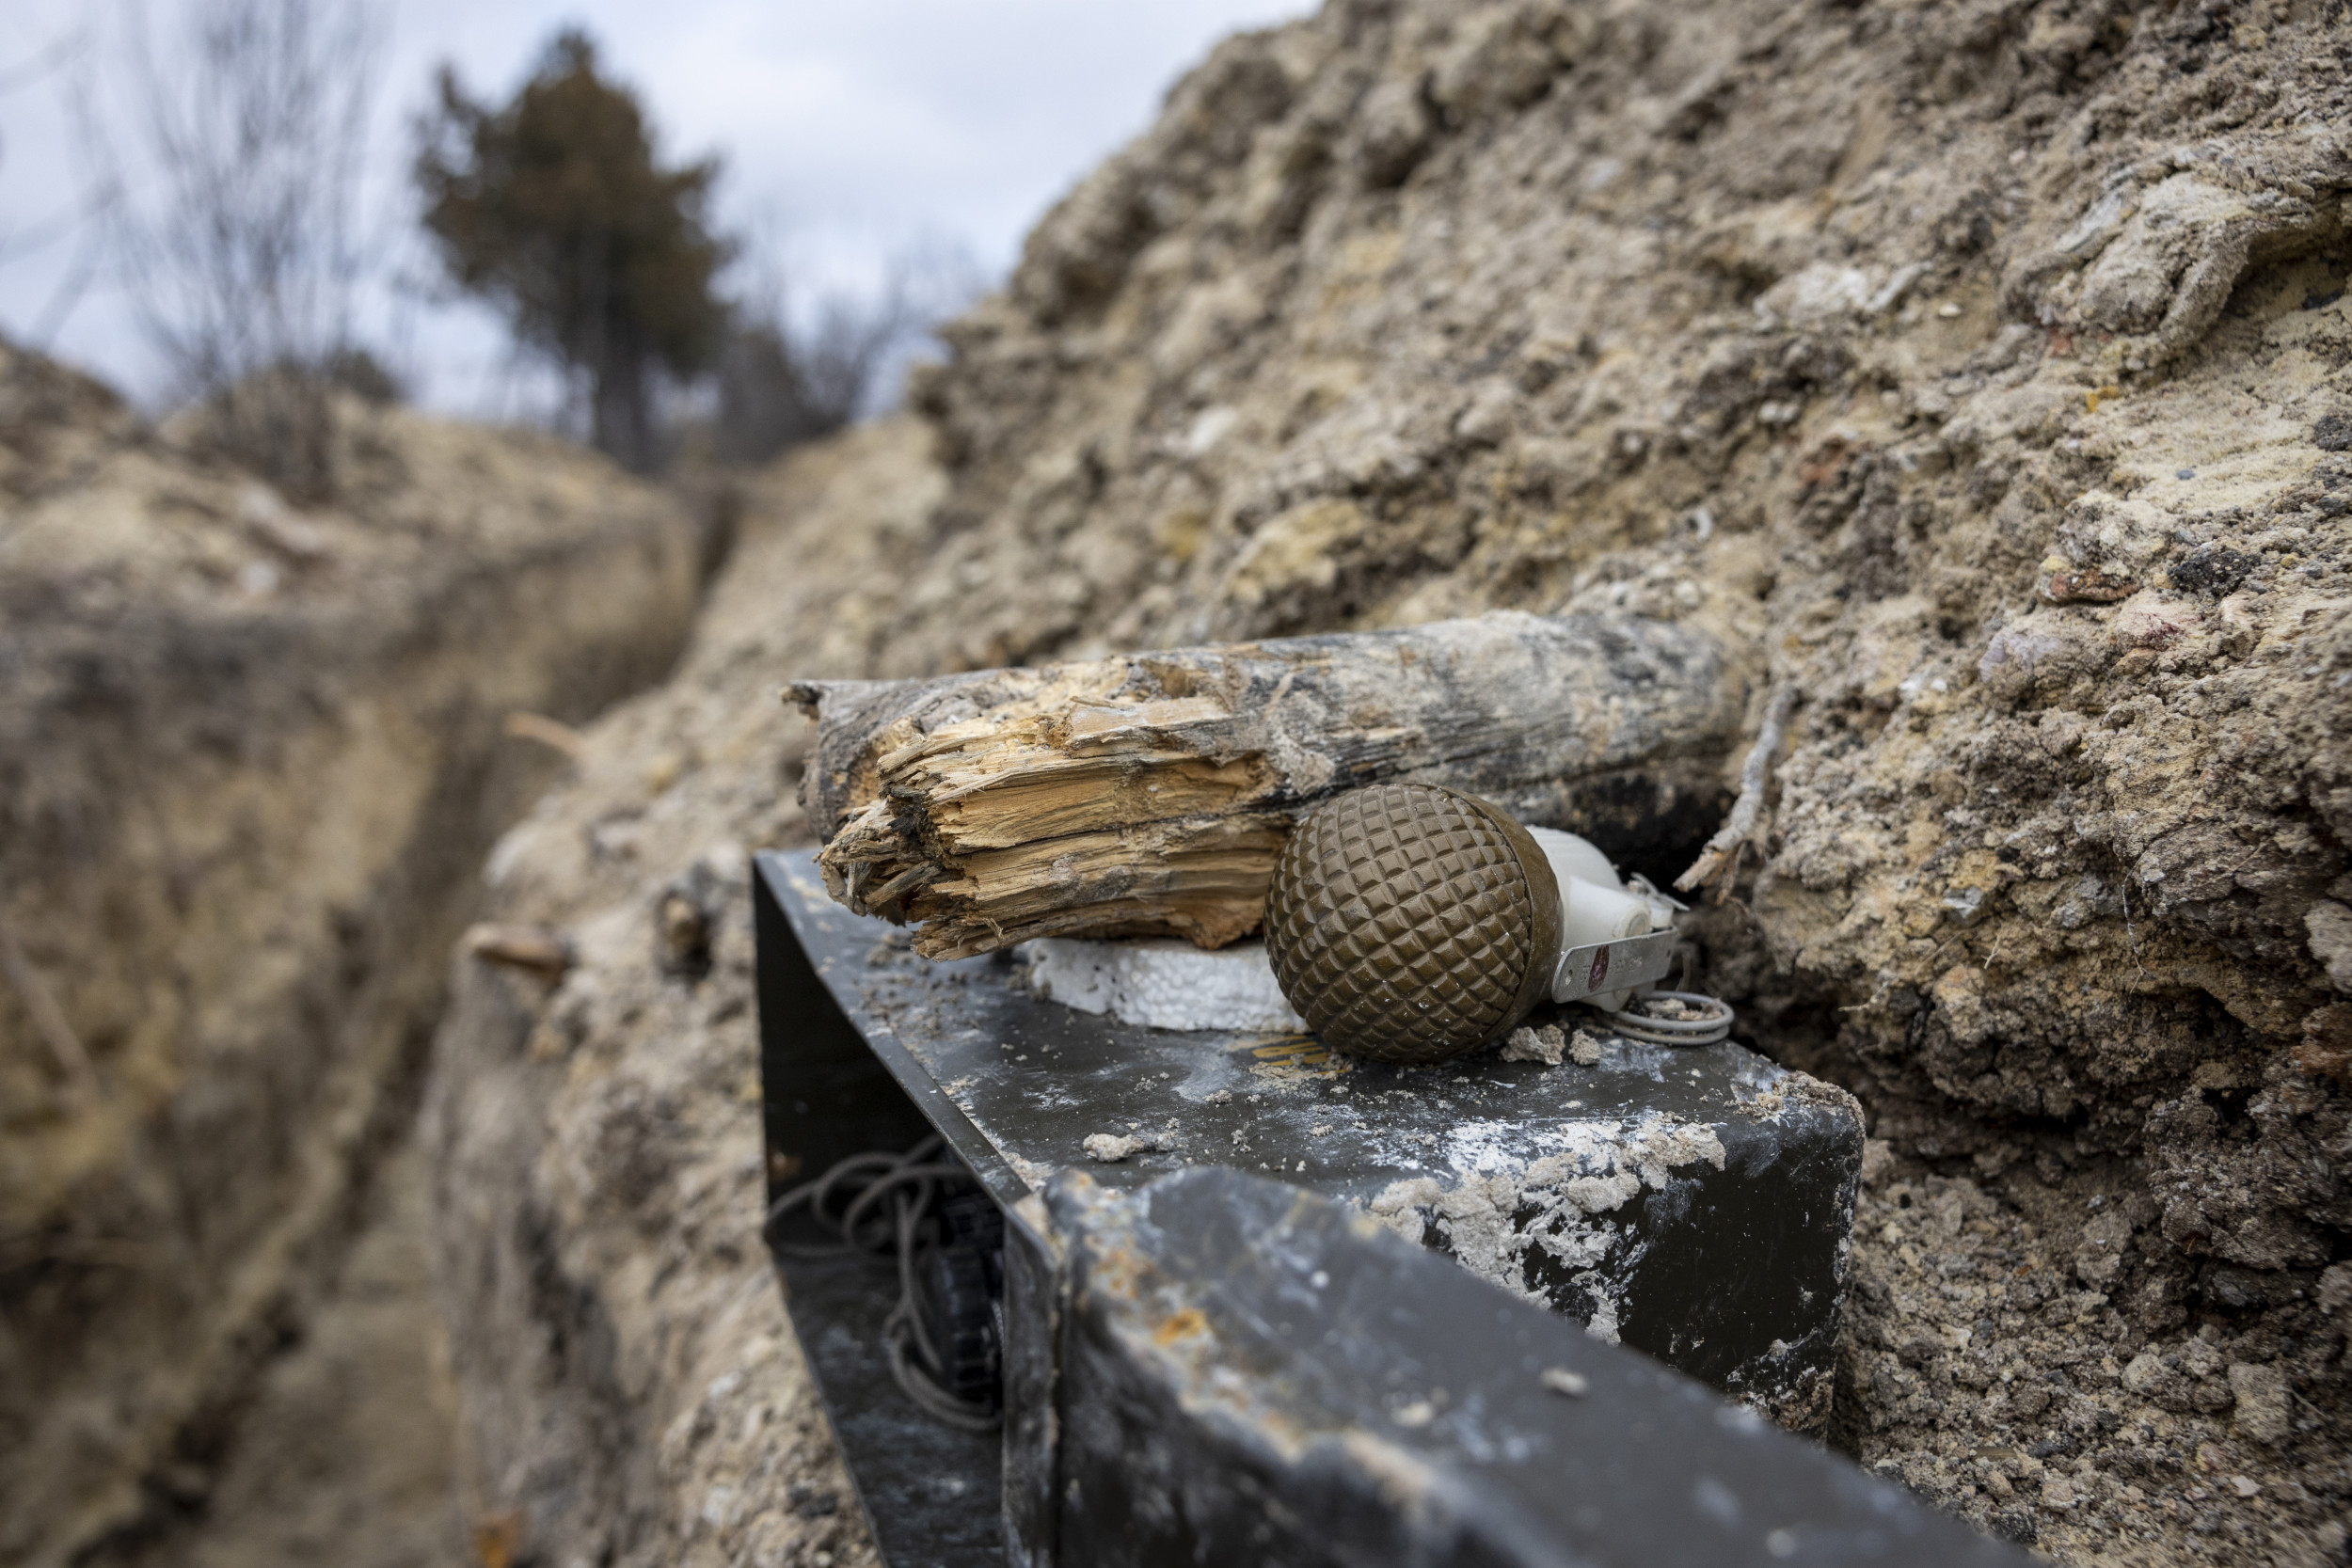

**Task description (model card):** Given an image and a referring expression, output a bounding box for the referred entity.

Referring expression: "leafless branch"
[0,905,100,1101]
[1675,684,1799,898]
[84,0,386,494]
[0,26,87,94]
[715,232,984,463]
[0,22,104,327]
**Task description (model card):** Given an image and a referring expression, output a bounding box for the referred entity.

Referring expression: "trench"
[92,1144,467,1568]
[9,482,734,1568]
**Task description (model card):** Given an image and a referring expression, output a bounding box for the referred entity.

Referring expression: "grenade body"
[1263,783,1561,1065]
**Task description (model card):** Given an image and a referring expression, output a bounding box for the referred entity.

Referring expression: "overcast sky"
[0,0,1311,415]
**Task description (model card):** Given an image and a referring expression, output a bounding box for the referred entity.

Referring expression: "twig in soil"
[1675,685,1798,900]
[462,922,575,980]
[2119,873,2149,982]
[502,710,588,760]
[0,904,101,1099]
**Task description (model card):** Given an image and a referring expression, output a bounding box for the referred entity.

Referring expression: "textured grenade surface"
[1264,782,1549,1065]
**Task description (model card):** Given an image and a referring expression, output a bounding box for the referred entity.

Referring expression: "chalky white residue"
[1024,938,1308,1033]
[1366,1113,1726,1336]
[1500,1023,1565,1065]
[1083,1132,1150,1162]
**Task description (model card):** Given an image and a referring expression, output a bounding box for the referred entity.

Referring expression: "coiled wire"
[762,1134,1002,1432]
[1594,990,1736,1045]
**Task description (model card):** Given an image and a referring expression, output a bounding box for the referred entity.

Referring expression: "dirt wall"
[0,342,705,1567]
[420,420,940,1568]
[422,1,2352,1563]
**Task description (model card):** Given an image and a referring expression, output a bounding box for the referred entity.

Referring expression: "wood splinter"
[788,612,1748,959]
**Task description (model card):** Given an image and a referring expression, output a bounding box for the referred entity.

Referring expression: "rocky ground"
[109,1143,469,1568]
[420,420,934,1568]
[1845,1150,2350,1562]
[423,1,2352,1563]
[12,0,2349,1563]
[0,340,705,1567]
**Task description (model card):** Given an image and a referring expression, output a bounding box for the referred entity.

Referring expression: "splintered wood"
[789,612,1743,958]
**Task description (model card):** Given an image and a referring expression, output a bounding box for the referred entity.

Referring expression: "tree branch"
[792,612,1746,958]
[1674,684,1798,898]
[0,904,100,1099]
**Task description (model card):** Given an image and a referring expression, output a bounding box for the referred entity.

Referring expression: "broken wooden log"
[787,611,1745,958]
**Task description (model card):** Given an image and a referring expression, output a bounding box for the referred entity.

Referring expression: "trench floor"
[113,1140,468,1568]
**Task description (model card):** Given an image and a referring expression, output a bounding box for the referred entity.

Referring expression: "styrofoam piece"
[1024,937,1308,1034]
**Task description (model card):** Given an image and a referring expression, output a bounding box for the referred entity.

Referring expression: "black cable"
[763,1135,1002,1433]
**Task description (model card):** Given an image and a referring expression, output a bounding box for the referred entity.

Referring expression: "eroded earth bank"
[15,0,2350,1564]
[424,1,2352,1564]
[0,341,706,1566]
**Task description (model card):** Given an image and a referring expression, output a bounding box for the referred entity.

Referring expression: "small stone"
[1540,1366,1591,1397]
[2320,1261,2352,1315]
[787,1482,838,1517]
[1567,1029,1603,1067]
[2073,1206,2132,1287]
[2122,1350,2169,1396]
[2229,1475,2261,1498]
[1501,1023,1565,1065]
[2042,565,2138,605]
[2305,907,2352,994]
[656,857,736,982]
[1084,1132,1150,1162]
[2226,1362,2291,1444]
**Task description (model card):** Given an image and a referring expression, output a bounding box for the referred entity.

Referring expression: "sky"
[0,0,1312,416]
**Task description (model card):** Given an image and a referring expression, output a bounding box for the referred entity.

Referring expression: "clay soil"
[18,0,2352,1565]
[0,340,704,1566]
[420,2,2352,1563]
[101,1145,469,1568]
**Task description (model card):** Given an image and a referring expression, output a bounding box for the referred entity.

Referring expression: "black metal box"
[753,850,2008,1568]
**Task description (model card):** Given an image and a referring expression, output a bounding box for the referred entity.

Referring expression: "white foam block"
[1024,937,1307,1034]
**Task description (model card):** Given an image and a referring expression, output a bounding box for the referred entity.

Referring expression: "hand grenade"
[1263,783,1563,1065]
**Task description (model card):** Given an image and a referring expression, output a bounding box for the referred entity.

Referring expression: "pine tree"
[415,30,729,470]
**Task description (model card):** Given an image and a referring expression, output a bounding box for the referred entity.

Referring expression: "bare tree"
[714,235,984,466]
[87,0,385,499]
[0,24,114,350]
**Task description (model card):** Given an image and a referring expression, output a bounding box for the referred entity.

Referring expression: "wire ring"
[1596,990,1735,1045]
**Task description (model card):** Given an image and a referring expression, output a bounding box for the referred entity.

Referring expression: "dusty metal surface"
[754,857,1005,1566]
[759,849,1861,1425]
[1042,1166,2030,1568]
